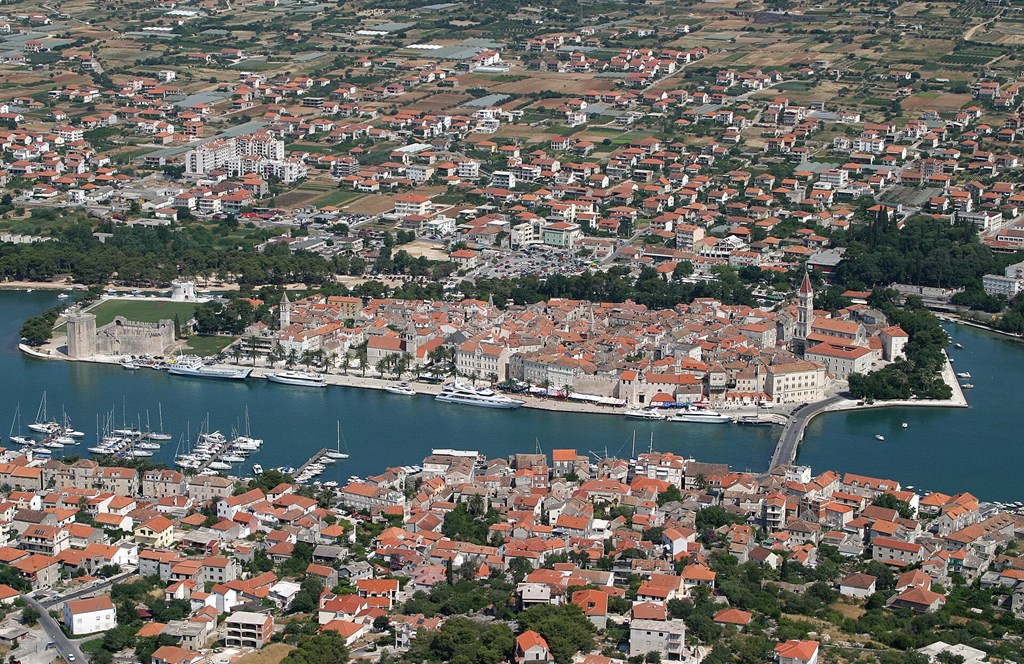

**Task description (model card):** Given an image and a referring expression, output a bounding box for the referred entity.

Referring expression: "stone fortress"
[66,310,175,359]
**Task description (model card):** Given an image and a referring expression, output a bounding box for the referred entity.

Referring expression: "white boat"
[323,481,338,488]
[113,428,142,437]
[136,441,161,450]
[252,464,264,475]
[201,431,227,444]
[624,408,666,421]
[168,356,252,380]
[233,435,263,448]
[668,408,733,424]
[954,343,963,349]
[325,421,350,460]
[28,392,59,434]
[221,455,246,463]
[901,422,908,429]
[8,403,31,446]
[57,293,69,299]
[127,449,153,457]
[875,434,885,441]
[121,361,139,371]
[383,382,416,396]
[208,461,232,470]
[962,383,974,389]
[267,370,327,388]
[43,438,64,448]
[199,468,218,476]
[956,371,971,379]
[88,446,114,454]
[10,435,33,446]
[319,456,335,465]
[145,404,173,441]
[435,382,524,409]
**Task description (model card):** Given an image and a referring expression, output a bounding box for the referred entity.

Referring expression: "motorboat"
[954,343,963,349]
[435,382,524,409]
[146,432,173,441]
[962,383,974,389]
[221,455,246,463]
[88,446,114,454]
[623,408,666,421]
[201,431,227,445]
[875,434,885,441]
[136,441,161,450]
[277,466,296,474]
[737,414,773,426]
[323,481,338,489]
[121,361,139,371]
[252,464,264,475]
[901,422,908,429]
[383,382,416,396]
[168,356,252,380]
[956,371,971,379]
[267,370,327,388]
[113,428,142,437]
[10,435,33,446]
[208,461,232,470]
[127,449,153,457]
[668,408,734,424]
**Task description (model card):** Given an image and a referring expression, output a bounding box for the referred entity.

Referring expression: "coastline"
[937,313,1024,343]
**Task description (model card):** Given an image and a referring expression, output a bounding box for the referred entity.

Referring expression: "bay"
[3,291,1020,500]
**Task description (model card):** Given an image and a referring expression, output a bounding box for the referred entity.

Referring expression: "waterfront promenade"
[769,351,968,469]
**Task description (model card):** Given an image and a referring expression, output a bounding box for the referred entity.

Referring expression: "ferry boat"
[168,357,251,380]
[383,382,416,396]
[267,370,327,388]
[623,408,667,421]
[668,408,733,424]
[435,382,524,409]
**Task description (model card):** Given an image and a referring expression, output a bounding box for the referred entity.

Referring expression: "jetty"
[295,448,331,481]
[196,434,236,473]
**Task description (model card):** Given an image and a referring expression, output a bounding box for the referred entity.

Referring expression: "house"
[224,611,273,648]
[515,630,552,663]
[775,640,819,664]
[151,645,206,664]
[839,573,877,598]
[629,618,687,660]
[135,516,175,548]
[63,596,116,635]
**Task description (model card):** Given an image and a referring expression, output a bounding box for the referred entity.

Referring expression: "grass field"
[183,335,235,356]
[87,299,199,328]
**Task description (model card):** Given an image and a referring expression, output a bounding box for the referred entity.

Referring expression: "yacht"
[435,382,524,409]
[127,449,153,457]
[208,461,232,470]
[668,408,734,424]
[136,441,161,450]
[902,422,909,429]
[267,370,327,388]
[623,408,667,421]
[962,383,975,389]
[252,463,264,475]
[383,382,416,396]
[10,435,34,446]
[875,434,885,441]
[221,455,246,463]
[956,371,971,379]
[121,361,139,371]
[113,428,142,437]
[168,357,252,380]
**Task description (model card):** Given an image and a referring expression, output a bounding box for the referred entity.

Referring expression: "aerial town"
[2,0,1024,661]
[0,447,1019,664]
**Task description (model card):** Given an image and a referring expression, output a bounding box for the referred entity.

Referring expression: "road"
[39,569,135,609]
[20,594,87,664]
[769,395,844,469]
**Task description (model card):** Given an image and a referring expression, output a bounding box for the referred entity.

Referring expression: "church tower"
[279,291,291,329]
[794,271,813,355]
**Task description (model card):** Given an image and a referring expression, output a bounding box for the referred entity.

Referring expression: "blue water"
[3,291,1020,500]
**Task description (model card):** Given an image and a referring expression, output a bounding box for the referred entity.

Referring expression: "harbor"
[3,290,1024,500]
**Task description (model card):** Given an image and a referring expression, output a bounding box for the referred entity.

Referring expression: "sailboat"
[325,421,350,460]
[28,392,59,434]
[145,404,173,441]
[8,404,33,446]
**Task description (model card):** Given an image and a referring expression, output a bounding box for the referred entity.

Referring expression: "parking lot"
[472,246,594,280]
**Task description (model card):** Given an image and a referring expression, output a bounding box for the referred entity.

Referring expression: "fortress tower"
[66,310,97,359]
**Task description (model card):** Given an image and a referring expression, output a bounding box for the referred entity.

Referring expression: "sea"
[2,291,1021,501]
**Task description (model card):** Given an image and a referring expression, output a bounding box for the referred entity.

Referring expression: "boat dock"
[295,448,330,481]
[196,435,237,473]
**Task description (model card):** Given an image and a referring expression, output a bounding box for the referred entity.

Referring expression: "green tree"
[280,631,351,664]
[518,604,595,664]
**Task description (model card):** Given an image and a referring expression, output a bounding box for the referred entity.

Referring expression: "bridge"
[769,395,844,470]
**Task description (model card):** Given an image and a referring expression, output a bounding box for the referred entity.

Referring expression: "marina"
[4,291,1024,500]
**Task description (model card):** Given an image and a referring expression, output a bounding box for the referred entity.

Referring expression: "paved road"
[20,594,87,664]
[40,569,135,609]
[770,395,844,469]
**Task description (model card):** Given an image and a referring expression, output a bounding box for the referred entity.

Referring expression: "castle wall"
[93,316,175,357]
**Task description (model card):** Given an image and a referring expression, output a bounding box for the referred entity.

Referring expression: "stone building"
[66,310,174,359]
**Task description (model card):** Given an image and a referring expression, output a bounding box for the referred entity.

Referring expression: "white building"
[629,618,687,660]
[982,273,1022,298]
[64,596,117,635]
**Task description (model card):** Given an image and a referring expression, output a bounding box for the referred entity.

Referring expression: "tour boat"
[267,370,327,388]
[435,382,524,409]
[623,408,667,421]
[875,434,885,441]
[668,408,734,424]
[168,356,251,380]
[383,382,416,396]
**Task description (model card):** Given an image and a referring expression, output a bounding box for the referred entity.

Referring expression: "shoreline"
[937,313,1024,343]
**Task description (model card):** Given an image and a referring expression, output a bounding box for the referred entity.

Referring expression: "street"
[770,395,844,469]
[19,594,87,664]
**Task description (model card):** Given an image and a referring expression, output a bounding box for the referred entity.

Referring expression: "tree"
[871,492,915,519]
[280,631,351,664]
[518,604,595,664]
[19,607,39,626]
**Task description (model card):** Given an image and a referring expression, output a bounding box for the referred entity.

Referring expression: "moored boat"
[267,370,327,388]
[383,382,416,396]
[435,382,524,409]
[623,408,666,421]
[668,408,733,424]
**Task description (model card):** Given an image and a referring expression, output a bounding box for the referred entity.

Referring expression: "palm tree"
[300,350,314,369]
[247,335,259,366]
[342,350,354,375]
[286,348,298,369]
[231,343,243,365]
[268,345,284,368]
[540,378,552,398]
[487,372,498,385]
[375,357,389,378]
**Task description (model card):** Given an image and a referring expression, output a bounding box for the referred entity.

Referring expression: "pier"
[196,434,237,473]
[295,448,330,481]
